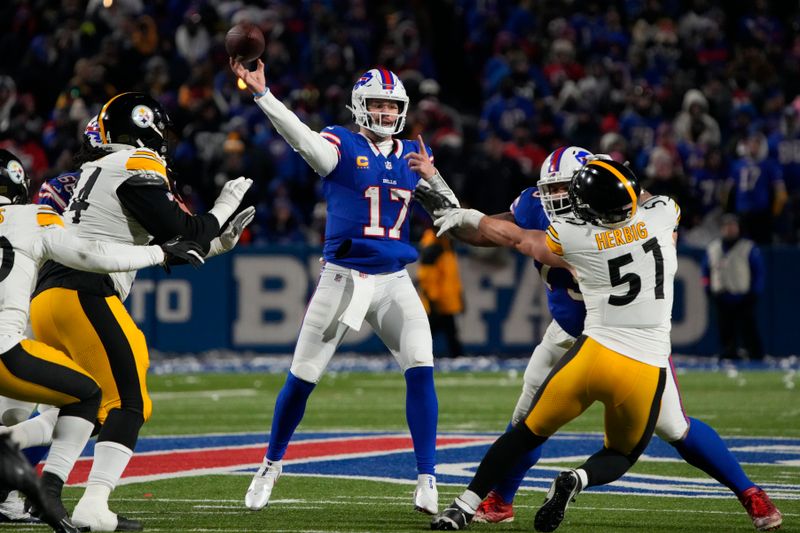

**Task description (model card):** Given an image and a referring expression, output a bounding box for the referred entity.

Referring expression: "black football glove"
[160,237,205,273]
[413,185,457,217]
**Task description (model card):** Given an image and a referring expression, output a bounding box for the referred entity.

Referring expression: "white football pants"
[510,319,690,442]
[290,262,433,384]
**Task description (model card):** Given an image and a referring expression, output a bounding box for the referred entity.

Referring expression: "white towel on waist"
[338,271,375,331]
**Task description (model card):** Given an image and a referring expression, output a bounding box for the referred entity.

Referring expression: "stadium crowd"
[1,0,799,246]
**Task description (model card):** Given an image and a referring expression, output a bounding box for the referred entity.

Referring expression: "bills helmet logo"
[574,150,591,165]
[354,72,373,90]
[84,116,103,147]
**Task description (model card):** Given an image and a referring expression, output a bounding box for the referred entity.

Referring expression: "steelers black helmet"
[97,92,170,157]
[568,159,641,226]
[0,149,28,205]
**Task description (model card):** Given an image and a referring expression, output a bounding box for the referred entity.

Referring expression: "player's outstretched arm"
[452,212,516,247]
[477,216,572,269]
[116,178,247,255]
[41,219,205,273]
[206,206,256,258]
[416,185,516,246]
[41,225,167,273]
[230,58,338,177]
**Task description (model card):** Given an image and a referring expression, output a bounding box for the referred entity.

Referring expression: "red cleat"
[474,490,514,523]
[739,487,782,531]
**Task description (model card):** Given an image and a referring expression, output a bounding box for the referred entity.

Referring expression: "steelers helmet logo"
[131,105,155,128]
[5,160,24,184]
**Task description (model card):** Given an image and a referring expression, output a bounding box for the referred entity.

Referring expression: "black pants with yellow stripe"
[30,288,151,450]
[0,339,100,422]
[467,335,666,497]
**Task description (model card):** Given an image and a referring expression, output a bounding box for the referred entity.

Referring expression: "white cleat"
[71,497,143,531]
[414,474,438,514]
[0,491,36,522]
[245,459,282,511]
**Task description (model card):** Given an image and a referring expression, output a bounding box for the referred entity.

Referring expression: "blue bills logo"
[87,430,800,502]
[574,150,591,164]
[354,72,373,89]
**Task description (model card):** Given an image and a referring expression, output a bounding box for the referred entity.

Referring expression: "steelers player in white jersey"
[417,148,781,531]
[0,149,203,533]
[28,92,253,532]
[430,160,679,532]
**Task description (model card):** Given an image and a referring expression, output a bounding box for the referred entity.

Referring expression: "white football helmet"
[538,146,593,219]
[84,115,103,147]
[347,68,409,137]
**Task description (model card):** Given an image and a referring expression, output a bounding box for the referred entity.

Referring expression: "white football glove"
[209,176,254,226]
[207,206,256,257]
[434,208,485,237]
[426,171,460,210]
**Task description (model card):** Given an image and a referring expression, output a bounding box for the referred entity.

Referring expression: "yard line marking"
[150,389,260,400]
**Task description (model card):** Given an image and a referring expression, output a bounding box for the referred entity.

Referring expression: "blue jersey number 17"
[363,186,412,239]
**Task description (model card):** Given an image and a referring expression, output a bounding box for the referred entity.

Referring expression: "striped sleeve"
[125,149,168,183]
[36,205,64,228]
[320,131,342,159]
[545,224,563,255]
[673,200,681,230]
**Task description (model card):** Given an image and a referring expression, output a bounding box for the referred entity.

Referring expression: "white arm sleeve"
[41,227,165,273]
[254,91,339,177]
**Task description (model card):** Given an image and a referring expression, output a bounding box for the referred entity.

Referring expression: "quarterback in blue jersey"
[232,58,443,515]
[417,146,781,531]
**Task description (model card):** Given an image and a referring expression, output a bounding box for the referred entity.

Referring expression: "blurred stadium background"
[2,2,799,531]
[3,0,799,357]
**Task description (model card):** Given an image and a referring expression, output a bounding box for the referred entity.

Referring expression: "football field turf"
[30,367,800,532]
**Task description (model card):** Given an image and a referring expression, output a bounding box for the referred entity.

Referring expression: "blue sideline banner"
[126,245,798,357]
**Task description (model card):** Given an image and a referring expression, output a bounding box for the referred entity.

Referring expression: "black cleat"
[114,516,144,531]
[0,435,40,506]
[534,470,582,532]
[76,515,143,532]
[26,471,80,533]
[431,500,474,530]
[0,434,72,531]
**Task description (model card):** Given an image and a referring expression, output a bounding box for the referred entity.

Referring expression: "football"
[225,22,265,63]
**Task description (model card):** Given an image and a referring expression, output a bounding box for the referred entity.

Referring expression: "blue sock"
[265,372,316,462]
[404,366,438,475]
[671,417,754,497]
[495,422,543,503]
[23,445,50,467]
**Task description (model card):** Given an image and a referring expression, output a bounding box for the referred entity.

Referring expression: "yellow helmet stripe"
[97,92,132,145]
[587,160,637,217]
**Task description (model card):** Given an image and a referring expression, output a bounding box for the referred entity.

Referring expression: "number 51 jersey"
[545,196,681,366]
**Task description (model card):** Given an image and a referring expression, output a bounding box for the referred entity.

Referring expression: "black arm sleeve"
[117,179,221,253]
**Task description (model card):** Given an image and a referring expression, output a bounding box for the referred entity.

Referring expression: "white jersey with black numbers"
[64,146,169,300]
[545,196,680,366]
[0,204,163,353]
